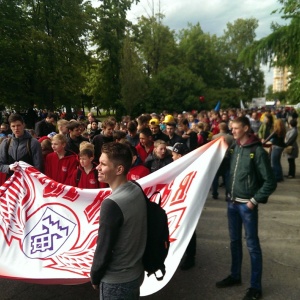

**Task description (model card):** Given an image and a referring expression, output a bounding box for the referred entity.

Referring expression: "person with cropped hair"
[68,148,106,189]
[90,142,147,299]
[92,119,115,162]
[35,112,57,138]
[216,116,277,300]
[136,127,154,163]
[165,121,183,146]
[65,121,89,154]
[0,114,43,177]
[126,121,139,147]
[57,119,69,135]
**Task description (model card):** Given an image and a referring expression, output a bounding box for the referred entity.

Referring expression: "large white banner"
[0,137,227,296]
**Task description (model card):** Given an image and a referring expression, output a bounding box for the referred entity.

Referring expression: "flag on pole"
[214,101,221,111]
[240,99,245,109]
[0,138,228,296]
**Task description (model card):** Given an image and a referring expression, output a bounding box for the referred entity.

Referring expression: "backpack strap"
[93,169,100,188]
[76,168,82,185]
[131,180,162,205]
[27,137,32,159]
[5,137,32,162]
[93,168,98,179]
[5,137,12,163]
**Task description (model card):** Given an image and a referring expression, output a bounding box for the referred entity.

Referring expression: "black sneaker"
[216,275,241,288]
[243,288,262,300]
[180,257,195,270]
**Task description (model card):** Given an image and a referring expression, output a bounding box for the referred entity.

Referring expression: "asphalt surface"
[0,151,299,300]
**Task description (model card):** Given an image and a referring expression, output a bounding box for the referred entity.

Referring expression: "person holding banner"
[0,113,43,177]
[90,142,147,299]
[216,116,277,300]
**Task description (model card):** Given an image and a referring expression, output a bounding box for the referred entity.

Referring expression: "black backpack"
[132,181,170,281]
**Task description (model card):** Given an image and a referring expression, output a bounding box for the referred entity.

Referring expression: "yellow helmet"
[163,115,175,124]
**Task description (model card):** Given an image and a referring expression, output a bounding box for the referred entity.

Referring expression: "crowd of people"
[0,106,299,299]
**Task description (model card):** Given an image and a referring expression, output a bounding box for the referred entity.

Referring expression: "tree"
[178,23,225,89]
[220,18,265,101]
[134,14,178,77]
[146,65,206,112]
[241,0,300,103]
[0,0,31,108]
[91,0,139,118]
[0,0,92,111]
[120,36,147,116]
[25,0,92,111]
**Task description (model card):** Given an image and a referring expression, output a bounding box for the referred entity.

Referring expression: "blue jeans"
[99,274,144,300]
[228,202,262,290]
[270,145,284,181]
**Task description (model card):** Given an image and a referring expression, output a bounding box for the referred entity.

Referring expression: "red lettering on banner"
[84,189,111,223]
[43,181,65,198]
[160,181,174,208]
[170,171,196,206]
[167,207,186,242]
[63,187,80,202]
[144,183,165,197]
[29,170,48,184]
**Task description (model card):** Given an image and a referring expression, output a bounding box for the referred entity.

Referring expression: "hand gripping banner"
[0,137,228,296]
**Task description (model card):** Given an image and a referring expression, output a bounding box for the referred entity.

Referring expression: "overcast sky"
[93,0,286,86]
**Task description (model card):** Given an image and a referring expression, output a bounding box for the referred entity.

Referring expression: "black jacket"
[145,151,173,173]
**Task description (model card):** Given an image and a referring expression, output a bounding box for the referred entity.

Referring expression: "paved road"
[0,152,299,300]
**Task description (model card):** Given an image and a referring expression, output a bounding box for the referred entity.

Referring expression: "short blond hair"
[154,139,166,148]
[57,119,69,127]
[52,134,67,144]
[79,141,94,152]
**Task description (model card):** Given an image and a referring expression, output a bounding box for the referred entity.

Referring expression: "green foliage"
[135,15,178,76]
[241,0,300,104]
[0,0,272,114]
[178,23,225,88]
[0,0,92,110]
[120,36,147,116]
[0,0,31,107]
[204,88,242,108]
[221,18,265,100]
[91,0,139,117]
[146,65,206,112]
[273,0,300,19]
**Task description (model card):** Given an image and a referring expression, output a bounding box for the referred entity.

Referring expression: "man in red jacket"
[136,127,154,163]
[68,148,106,189]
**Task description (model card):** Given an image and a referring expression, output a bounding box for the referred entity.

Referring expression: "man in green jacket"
[216,116,277,300]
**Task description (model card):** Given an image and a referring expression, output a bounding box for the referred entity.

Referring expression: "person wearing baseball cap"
[171,142,196,270]
[171,142,189,161]
[149,118,168,142]
[162,115,175,124]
